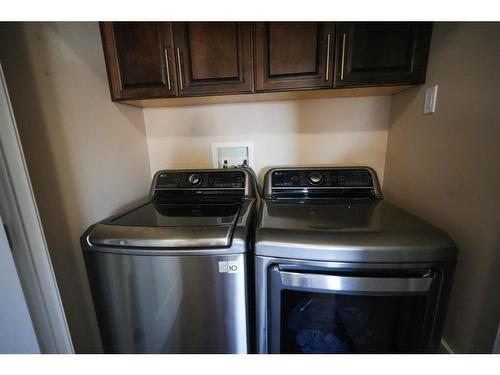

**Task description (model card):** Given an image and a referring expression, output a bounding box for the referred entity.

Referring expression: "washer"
[81,168,258,353]
[255,166,457,353]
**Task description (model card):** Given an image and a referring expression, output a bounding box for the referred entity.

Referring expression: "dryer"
[255,166,457,354]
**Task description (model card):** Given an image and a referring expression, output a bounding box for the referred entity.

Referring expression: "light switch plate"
[211,141,255,169]
[424,85,438,114]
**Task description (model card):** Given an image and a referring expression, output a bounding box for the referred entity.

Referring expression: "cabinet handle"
[176,48,183,90]
[340,33,346,80]
[325,33,331,81]
[164,48,171,90]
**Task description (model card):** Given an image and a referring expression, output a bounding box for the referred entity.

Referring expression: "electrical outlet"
[424,85,438,114]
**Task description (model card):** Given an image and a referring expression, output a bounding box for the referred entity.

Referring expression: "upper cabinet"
[173,22,253,96]
[254,22,335,91]
[334,22,433,87]
[100,22,433,105]
[100,22,177,100]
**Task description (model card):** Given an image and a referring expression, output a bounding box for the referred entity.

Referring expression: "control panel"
[272,169,374,188]
[155,170,246,189]
[265,167,382,199]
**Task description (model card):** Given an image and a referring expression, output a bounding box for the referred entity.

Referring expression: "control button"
[308,171,323,185]
[188,173,201,186]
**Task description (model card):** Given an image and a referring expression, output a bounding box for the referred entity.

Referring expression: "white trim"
[0,63,74,353]
[493,323,500,353]
[0,214,40,353]
[440,339,455,354]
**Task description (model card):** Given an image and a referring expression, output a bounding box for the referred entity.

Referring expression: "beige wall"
[0,22,151,352]
[144,96,391,183]
[384,23,500,353]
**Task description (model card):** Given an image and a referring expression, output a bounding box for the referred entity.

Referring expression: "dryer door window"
[268,266,439,353]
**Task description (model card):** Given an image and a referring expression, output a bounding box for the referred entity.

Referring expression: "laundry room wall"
[383,22,500,353]
[144,95,392,184]
[0,22,151,353]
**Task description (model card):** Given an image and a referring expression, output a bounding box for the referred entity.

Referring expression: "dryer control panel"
[265,167,382,199]
[271,169,373,188]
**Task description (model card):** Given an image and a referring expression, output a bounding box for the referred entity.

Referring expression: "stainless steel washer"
[81,168,258,353]
[255,166,457,354]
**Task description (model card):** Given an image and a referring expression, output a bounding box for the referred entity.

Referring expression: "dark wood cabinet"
[100,22,178,100]
[334,22,433,87]
[172,22,253,96]
[100,22,433,105]
[254,22,335,92]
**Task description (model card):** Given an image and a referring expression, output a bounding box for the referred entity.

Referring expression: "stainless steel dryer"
[82,168,258,353]
[255,166,457,354]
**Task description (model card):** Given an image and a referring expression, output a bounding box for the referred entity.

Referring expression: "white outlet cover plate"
[424,85,438,114]
[211,141,255,169]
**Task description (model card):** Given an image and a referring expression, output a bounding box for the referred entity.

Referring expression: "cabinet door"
[334,22,433,87]
[172,22,253,96]
[254,22,335,92]
[100,22,177,101]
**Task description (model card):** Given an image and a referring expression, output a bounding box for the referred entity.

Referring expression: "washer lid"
[88,223,234,248]
[255,199,457,262]
[108,202,240,227]
[87,202,240,248]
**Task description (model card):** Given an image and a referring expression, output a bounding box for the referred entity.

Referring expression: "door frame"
[0,62,74,353]
[0,214,40,353]
[494,324,500,353]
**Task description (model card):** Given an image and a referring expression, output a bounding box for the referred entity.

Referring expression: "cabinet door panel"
[334,22,432,87]
[114,23,163,87]
[100,22,177,100]
[173,22,253,96]
[189,23,240,80]
[255,22,334,92]
[268,23,318,76]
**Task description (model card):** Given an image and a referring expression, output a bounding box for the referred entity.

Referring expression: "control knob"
[188,173,201,186]
[308,171,323,185]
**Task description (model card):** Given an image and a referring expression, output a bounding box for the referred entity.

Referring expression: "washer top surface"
[108,202,240,227]
[83,168,259,252]
[255,167,457,263]
[88,201,242,250]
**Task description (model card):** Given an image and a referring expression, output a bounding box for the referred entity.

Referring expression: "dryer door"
[268,265,440,353]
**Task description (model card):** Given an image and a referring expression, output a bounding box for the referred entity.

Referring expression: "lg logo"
[228,264,238,272]
[218,261,239,274]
